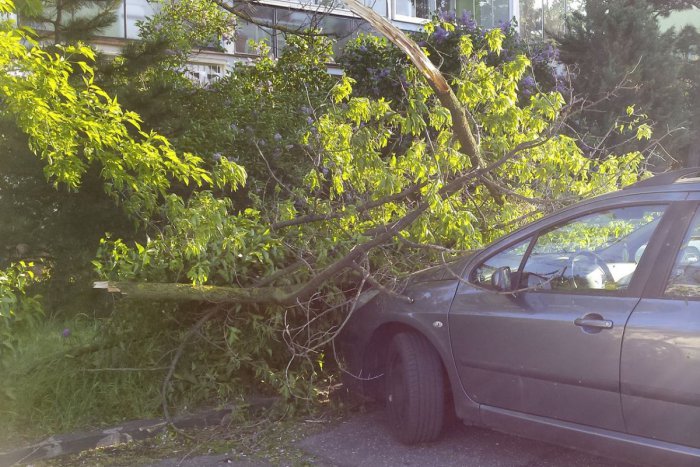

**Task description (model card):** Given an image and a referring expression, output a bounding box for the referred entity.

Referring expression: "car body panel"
[338,276,467,402]
[619,201,700,449]
[621,298,700,448]
[449,285,637,431]
[481,404,700,466]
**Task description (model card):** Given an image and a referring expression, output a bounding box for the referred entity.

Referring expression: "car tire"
[385,332,445,444]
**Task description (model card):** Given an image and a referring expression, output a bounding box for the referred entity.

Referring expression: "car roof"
[622,168,700,194]
[557,168,700,214]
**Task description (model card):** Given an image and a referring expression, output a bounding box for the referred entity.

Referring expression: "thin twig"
[161,306,222,428]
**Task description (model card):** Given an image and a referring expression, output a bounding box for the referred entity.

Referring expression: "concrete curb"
[0,397,277,467]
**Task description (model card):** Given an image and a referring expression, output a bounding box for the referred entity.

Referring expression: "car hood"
[352,251,480,311]
[405,250,480,285]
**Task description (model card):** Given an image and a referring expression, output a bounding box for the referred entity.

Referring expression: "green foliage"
[0,4,247,211]
[0,261,44,360]
[1,0,139,321]
[92,16,644,292]
[182,35,336,197]
[95,193,283,285]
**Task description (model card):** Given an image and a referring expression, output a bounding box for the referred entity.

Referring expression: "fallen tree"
[90,0,644,308]
[2,0,653,412]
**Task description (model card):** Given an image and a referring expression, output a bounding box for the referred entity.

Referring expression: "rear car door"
[449,197,677,431]
[621,200,700,447]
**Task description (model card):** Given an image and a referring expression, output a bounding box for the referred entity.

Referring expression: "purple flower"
[521,75,536,89]
[554,82,570,94]
[306,116,314,124]
[62,328,71,338]
[433,26,449,43]
[459,10,476,30]
[212,152,223,161]
[438,10,456,22]
[499,20,512,33]
[533,44,560,64]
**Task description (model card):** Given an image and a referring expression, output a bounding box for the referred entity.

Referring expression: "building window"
[520,0,584,42]
[318,14,358,57]
[275,9,314,52]
[479,0,511,28]
[233,5,361,58]
[365,0,388,18]
[393,0,436,21]
[68,0,160,39]
[234,5,275,55]
[452,0,511,28]
[184,63,224,85]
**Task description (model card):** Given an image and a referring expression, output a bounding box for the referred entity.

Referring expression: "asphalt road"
[150,410,637,467]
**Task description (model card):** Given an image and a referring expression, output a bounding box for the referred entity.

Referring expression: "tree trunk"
[93,281,295,304]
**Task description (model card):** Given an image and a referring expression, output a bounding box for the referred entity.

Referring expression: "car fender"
[339,277,481,423]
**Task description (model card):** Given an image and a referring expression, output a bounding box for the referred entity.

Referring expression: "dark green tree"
[557,0,700,166]
[650,0,700,16]
[15,0,120,43]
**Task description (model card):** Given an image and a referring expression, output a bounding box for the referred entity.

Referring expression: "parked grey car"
[338,168,700,466]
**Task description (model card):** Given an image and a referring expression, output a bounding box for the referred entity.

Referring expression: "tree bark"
[93,281,296,304]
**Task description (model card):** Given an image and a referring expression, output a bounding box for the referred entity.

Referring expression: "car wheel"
[385,332,445,444]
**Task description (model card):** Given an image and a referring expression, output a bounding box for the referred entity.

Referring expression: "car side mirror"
[491,266,512,291]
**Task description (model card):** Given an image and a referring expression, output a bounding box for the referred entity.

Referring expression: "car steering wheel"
[570,251,614,289]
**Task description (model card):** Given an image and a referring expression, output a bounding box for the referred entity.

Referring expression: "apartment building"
[47,0,583,83]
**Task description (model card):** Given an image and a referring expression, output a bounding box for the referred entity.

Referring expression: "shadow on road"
[298,409,637,467]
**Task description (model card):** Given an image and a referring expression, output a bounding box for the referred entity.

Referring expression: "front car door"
[621,200,700,448]
[449,197,677,431]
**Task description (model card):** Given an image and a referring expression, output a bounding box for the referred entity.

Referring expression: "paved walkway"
[149,410,635,467]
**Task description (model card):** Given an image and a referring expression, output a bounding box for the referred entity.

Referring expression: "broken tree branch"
[342,0,482,169]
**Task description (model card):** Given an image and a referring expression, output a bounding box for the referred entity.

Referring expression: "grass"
[0,307,348,460]
[0,315,163,448]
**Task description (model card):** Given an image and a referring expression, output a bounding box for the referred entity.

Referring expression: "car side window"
[665,209,700,298]
[520,205,666,292]
[471,239,530,288]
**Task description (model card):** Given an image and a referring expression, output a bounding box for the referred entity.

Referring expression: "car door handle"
[574,317,613,329]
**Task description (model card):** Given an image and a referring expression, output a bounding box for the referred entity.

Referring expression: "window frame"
[391,0,435,23]
[466,199,679,298]
[653,201,700,301]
